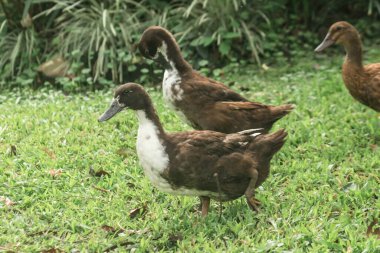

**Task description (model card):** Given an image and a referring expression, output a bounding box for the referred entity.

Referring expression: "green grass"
[0,51,379,252]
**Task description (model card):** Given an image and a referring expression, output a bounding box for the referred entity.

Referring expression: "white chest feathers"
[135,110,171,191]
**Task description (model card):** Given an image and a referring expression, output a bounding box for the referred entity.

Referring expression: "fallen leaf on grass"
[0,196,16,207]
[42,148,56,160]
[89,166,110,177]
[101,225,125,234]
[367,219,380,239]
[370,144,378,151]
[261,63,269,71]
[129,204,148,219]
[49,169,63,177]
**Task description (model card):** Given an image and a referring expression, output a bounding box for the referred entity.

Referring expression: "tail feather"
[253,129,288,157]
[267,128,288,154]
[270,104,295,121]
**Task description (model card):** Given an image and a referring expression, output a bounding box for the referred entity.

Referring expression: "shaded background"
[0,0,379,90]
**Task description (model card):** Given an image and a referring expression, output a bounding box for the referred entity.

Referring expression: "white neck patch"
[163,65,182,100]
[135,110,171,189]
[153,42,169,62]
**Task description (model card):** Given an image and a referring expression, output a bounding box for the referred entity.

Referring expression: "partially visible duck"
[98,83,287,216]
[315,21,380,112]
[138,26,294,133]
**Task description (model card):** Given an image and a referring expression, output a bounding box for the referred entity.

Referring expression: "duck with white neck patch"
[138,26,294,134]
[98,83,288,216]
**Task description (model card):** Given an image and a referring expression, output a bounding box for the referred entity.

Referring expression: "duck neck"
[158,36,192,75]
[343,35,363,69]
[135,102,166,141]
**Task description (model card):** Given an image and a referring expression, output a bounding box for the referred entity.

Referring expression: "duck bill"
[98,100,124,122]
[314,33,335,52]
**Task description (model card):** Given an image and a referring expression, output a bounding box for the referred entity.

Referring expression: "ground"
[0,50,379,252]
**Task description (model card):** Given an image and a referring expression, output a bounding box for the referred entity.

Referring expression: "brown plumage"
[315,21,380,112]
[98,83,287,216]
[138,26,294,133]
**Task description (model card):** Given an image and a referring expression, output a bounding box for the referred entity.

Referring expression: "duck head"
[315,21,360,52]
[138,26,180,69]
[98,83,149,122]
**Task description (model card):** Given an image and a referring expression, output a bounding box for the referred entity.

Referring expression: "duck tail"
[266,128,288,154]
[252,129,288,158]
[270,104,295,120]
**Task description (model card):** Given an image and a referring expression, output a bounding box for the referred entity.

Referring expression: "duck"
[315,21,380,112]
[137,26,294,134]
[98,83,288,216]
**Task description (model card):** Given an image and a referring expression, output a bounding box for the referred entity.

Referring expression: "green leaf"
[219,41,231,56]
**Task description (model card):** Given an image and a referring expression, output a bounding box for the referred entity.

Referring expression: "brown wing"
[364,63,380,111]
[164,131,255,191]
[193,101,292,133]
[182,71,248,102]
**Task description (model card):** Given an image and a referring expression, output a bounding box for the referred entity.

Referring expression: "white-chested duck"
[315,21,380,112]
[98,83,287,216]
[138,26,294,133]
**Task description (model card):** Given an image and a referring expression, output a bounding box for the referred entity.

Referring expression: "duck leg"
[200,196,210,217]
[244,168,260,212]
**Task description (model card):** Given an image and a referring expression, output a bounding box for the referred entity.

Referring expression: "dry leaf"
[261,63,269,71]
[370,144,378,151]
[49,169,63,177]
[20,13,33,28]
[95,170,110,177]
[89,166,110,177]
[0,196,16,207]
[43,148,56,160]
[101,225,125,234]
[38,56,69,78]
[129,204,147,219]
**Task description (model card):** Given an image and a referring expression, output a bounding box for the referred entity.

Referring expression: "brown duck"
[138,26,294,133]
[315,21,380,112]
[98,83,287,216]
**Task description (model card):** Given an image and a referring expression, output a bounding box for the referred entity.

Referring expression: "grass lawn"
[0,51,379,252]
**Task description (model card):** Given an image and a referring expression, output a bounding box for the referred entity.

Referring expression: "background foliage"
[0,0,380,90]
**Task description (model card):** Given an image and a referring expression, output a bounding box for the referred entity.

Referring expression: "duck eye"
[336,26,343,31]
